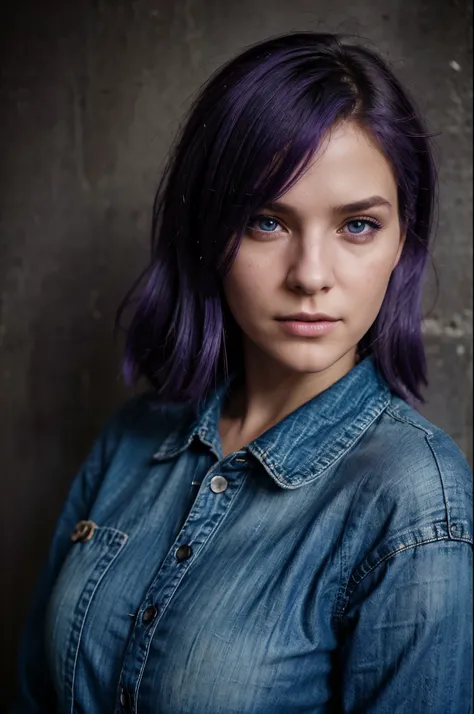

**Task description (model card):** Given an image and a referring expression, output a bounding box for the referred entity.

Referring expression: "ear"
[393,229,407,269]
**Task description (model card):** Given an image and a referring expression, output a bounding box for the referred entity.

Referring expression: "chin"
[270,344,353,375]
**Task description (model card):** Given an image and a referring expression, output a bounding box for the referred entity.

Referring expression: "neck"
[219,342,357,453]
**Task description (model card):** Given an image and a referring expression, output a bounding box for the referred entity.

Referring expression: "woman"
[12,32,472,714]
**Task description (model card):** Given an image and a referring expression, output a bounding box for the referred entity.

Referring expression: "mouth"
[275,313,340,337]
[276,312,338,323]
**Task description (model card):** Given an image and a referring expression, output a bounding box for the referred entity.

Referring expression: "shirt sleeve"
[336,538,473,714]
[9,398,137,714]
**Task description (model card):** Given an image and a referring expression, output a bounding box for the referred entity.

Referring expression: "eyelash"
[246,214,384,241]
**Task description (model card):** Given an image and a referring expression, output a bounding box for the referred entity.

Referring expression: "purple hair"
[116,32,437,404]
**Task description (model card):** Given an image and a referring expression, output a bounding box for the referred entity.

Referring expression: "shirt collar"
[152,357,391,489]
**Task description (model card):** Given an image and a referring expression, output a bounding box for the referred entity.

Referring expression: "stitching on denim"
[385,403,434,436]
[96,525,129,540]
[335,535,473,624]
[68,532,129,714]
[132,470,249,704]
[307,398,390,478]
[426,432,454,531]
[385,408,468,535]
[308,394,390,469]
[250,393,390,487]
[332,466,378,626]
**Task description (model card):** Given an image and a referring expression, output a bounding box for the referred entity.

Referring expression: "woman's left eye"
[342,218,382,239]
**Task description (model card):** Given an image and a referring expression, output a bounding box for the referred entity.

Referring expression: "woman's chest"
[46,451,345,713]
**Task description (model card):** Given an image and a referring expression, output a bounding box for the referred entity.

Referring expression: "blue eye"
[344,218,382,239]
[248,215,281,233]
[347,220,369,234]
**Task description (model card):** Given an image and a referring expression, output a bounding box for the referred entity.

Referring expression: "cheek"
[223,245,281,317]
[223,261,267,321]
[341,248,399,308]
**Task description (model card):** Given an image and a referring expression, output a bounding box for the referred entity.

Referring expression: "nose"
[285,235,336,295]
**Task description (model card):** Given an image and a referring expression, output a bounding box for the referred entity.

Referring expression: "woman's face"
[223,121,405,378]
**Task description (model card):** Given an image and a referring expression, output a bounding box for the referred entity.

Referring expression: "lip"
[276,312,337,323]
[275,313,340,337]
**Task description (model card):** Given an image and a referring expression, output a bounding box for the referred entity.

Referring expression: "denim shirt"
[11,357,473,714]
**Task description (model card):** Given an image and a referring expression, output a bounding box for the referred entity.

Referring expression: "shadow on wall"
[3,204,145,704]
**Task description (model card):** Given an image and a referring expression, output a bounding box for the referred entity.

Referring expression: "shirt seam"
[333,534,473,627]
[385,406,451,525]
[385,405,466,535]
[425,431,453,531]
[384,402,434,436]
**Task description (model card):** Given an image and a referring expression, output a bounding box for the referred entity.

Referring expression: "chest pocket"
[45,521,128,714]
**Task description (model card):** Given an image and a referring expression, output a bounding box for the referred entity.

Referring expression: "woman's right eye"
[247,215,284,234]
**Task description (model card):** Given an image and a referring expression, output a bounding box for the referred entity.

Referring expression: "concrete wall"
[1,0,472,704]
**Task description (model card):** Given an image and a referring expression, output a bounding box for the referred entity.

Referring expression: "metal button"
[175,544,193,562]
[142,605,157,624]
[210,475,228,493]
[70,520,96,543]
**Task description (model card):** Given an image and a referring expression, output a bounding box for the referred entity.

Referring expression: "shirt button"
[142,605,157,624]
[210,475,228,493]
[175,544,193,562]
[70,520,96,543]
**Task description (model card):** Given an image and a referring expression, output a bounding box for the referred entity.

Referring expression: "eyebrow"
[263,195,392,216]
[332,196,393,213]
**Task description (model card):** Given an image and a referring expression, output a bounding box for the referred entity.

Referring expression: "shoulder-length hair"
[116,32,437,404]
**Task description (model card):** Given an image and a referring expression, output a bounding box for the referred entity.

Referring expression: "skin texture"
[220,121,405,454]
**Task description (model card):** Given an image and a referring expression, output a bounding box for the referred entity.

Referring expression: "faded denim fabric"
[11,357,473,714]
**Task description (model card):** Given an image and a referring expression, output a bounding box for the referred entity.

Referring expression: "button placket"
[116,458,248,706]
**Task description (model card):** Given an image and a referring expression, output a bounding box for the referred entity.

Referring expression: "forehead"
[281,122,397,208]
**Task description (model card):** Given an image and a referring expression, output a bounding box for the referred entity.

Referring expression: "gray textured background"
[1,0,472,704]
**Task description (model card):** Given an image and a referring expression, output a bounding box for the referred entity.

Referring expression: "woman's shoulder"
[381,395,471,480]
[335,395,473,590]
[105,389,197,444]
[353,394,473,545]
[86,390,198,472]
